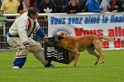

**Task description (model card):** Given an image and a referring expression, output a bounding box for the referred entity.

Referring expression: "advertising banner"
[48,13,124,50]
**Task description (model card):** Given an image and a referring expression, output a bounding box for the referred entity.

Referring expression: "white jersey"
[9,12,40,44]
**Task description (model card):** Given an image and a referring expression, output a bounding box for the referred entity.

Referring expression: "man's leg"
[13,49,28,68]
[29,38,55,67]
[7,36,28,68]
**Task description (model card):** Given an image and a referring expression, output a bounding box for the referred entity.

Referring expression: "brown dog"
[53,34,115,67]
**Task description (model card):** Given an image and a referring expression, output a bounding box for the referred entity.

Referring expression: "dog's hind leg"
[95,48,105,64]
[87,45,100,65]
[93,40,105,64]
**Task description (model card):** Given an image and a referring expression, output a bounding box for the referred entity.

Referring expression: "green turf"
[0,50,124,82]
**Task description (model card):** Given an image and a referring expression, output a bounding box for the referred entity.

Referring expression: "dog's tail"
[100,36,115,42]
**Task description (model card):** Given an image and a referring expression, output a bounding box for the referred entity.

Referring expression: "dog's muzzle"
[45,37,58,46]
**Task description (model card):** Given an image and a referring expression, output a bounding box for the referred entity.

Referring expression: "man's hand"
[43,36,48,43]
[101,11,105,14]
[25,45,30,50]
[23,42,30,50]
[112,10,117,13]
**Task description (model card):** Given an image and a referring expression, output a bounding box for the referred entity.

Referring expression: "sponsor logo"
[52,27,72,36]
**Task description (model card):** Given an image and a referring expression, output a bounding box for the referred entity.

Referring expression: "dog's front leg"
[74,53,80,67]
[72,49,80,67]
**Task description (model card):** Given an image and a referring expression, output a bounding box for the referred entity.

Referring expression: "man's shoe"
[46,64,57,68]
[13,66,19,69]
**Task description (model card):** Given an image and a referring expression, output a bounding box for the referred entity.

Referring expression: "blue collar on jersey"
[27,13,33,19]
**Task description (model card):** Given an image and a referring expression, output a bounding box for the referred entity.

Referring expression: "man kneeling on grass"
[7,7,56,69]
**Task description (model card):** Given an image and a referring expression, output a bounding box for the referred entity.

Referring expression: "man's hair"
[28,7,39,15]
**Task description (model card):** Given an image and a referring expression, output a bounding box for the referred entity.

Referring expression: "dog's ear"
[58,35,64,40]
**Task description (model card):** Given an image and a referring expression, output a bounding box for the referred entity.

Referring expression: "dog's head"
[53,35,64,42]
[58,31,68,36]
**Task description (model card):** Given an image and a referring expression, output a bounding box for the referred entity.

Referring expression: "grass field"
[0,50,124,82]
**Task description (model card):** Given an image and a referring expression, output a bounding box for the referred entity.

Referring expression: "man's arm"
[18,19,30,48]
[34,26,45,38]
[34,26,48,42]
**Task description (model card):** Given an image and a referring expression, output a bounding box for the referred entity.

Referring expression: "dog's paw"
[101,62,104,64]
[94,62,98,65]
